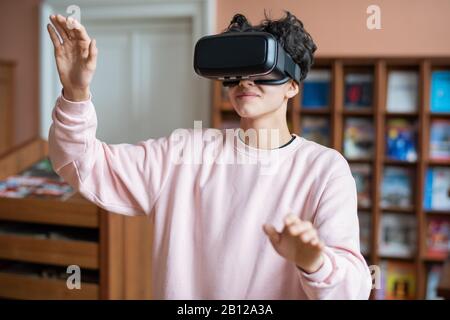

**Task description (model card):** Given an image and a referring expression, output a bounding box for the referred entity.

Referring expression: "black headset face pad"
[222,77,292,87]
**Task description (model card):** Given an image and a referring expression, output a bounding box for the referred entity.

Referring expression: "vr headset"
[193,32,301,87]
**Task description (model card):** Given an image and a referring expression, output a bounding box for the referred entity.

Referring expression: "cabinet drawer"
[0,234,99,269]
[0,197,99,228]
[0,272,99,300]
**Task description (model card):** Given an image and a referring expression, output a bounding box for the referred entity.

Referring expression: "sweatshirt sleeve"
[297,150,373,300]
[48,93,174,216]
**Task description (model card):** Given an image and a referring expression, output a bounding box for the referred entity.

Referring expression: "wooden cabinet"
[0,139,153,299]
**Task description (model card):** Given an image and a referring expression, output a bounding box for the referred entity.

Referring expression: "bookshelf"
[211,57,450,300]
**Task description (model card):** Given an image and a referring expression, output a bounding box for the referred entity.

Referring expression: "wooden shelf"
[384,111,419,118]
[0,139,135,300]
[0,234,99,269]
[383,159,418,166]
[347,158,374,164]
[424,210,450,216]
[379,255,416,262]
[342,109,374,116]
[381,206,416,214]
[0,196,99,228]
[212,58,450,300]
[0,272,99,300]
[422,256,448,263]
[429,112,450,119]
[427,159,450,166]
[300,108,330,115]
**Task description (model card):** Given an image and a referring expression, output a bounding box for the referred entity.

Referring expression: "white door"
[40,0,214,145]
[87,18,198,144]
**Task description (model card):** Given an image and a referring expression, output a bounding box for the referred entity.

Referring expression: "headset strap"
[283,52,301,84]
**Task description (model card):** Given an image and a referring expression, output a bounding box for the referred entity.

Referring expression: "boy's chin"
[233,103,265,118]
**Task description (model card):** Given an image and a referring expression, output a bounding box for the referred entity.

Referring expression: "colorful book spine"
[386,119,418,162]
[302,70,331,108]
[424,167,450,211]
[344,73,373,108]
[430,70,450,113]
[429,119,450,161]
[386,71,418,113]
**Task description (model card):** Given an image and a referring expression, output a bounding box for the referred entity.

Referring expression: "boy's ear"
[286,80,299,99]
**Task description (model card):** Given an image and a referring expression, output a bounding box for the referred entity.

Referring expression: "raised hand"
[263,213,325,274]
[47,14,97,101]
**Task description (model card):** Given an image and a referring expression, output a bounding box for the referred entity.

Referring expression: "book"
[424,167,450,211]
[430,70,450,113]
[379,213,416,258]
[385,118,418,162]
[426,217,450,260]
[344,73,373,109]
[343,117,375,159]
[426,264,444,300]
[386,71,419,113]
[429,119,450,161]
[301,70,331,108]
[350,164,372,208]
[358,211,371,256]
[379,261,416,300]
[381,167,413,208]
[300,116,330,146]
[0,158,74,200]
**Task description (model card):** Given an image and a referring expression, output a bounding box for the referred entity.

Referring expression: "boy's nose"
[239,79,255,87]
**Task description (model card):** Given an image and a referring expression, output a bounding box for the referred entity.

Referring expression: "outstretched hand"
[263,214,325,274]
[47,14,97,101]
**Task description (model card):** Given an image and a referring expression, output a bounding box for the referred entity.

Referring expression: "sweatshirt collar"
[232,128,303,160]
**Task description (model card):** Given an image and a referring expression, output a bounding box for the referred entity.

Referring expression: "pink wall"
[0,0,41,147]
[217,0,450,57]
[0,0,449,152]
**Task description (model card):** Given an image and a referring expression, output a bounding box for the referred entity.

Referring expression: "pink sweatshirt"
[48,94,373,300]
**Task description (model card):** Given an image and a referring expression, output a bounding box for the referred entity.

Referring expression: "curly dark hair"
[223,11,317,82]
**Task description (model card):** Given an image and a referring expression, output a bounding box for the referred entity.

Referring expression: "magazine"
[344,117,375,159]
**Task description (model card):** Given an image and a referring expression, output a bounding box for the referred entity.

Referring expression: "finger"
[50,14,69,42]
[66,16,77,31]
[283,213,298,227]
[299,229,317,243]
[318,240,325,250]
[263,224,281,244]
[70,19,91,41]
[59,14,76,39]
[288,221,312,236]
[47,23,62,50]
[87,39,98,67]
[54,14,74,40]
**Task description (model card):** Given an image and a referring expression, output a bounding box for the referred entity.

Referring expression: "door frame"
[39,0,216,139]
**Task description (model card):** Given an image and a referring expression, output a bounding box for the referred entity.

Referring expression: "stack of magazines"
[0,158,74,200]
